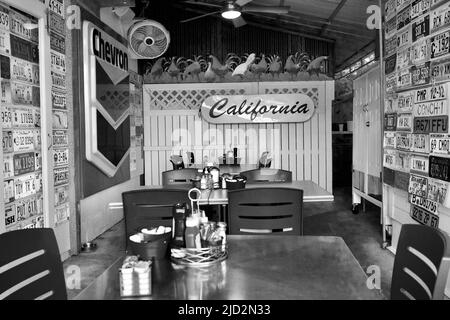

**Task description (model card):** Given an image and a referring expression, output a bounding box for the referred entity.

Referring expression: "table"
[188,164,258,175]
[75,236,384,300]
[201,180,334,205]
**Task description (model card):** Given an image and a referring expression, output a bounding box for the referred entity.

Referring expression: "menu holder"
[119,260,152,298]
[170,245,228,267]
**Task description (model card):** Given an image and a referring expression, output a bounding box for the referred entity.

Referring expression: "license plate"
[14,173,36,199]
[395,170,411,191]
[11,57,33,83]
[414,100,447,117]
[409,174,428,197]
[411,61,431,85]
[414,83,448,103]
[385,113,398,130]
[0,29,10,55]
[430,1,450,33]
[410,155,429,174]
[49,0,64,17]
[54,166,69,186]
[429,155,450,181]
[397,5,412,30]
[4,178,14,203]
[412,15,430,42]
[397,132,412,153]
[48,11,65,35]
[35,151,41,171]
[386,17,397,38]
[55,203,70,224]
[396,151,411,170]
[397,47,412,70]
[385,0,397,19]
[398,91,414,112]
[50,50,66,73]
[431,58,450,82]
[51,90,66,110]
[9,10,38,43]
[50,32,65,54]
[397,0,411,10]
[0,54,9,80]
[3,153,13,178]
[10,34,39,64]
[411,38,430,64]
[0,6,9,31]
[2,130,12,152]
[54,184,69,207]
[397,113,413,131]
[1,79,11,104]
[11,81,32,105]
[410,194,438,214]
[386,35,398,57]
[1,105,12,128]
[431,30,450,59]
[428,178,448,204]
[51,71,66,90]
[385,96,399,113]
[16,195,38,221]
[13,151,35,176]
[12,107,34,128]
[430,133,450,154]
[384,149,397,168]
[12,129,34,152]
[411,134,429,153]
[411,205,439,228]
[397,68,412,89]
[385,54,397,74]
[53,130,68,147]
[53,148,69,167]
[397,26,412,48]
[386,73,398,93]
[413,115,448,133]
[5,205,17,228]
[52,110,68,129]
[411,0,431,20]
[384,132,396,148]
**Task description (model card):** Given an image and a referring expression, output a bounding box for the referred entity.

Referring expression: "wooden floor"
[63,187,394,299]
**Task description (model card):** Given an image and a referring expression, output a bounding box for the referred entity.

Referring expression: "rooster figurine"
[184,55,207,81]
[204,62,217,82]
[284,55,300,79]
[167,57,181,79]
[149,57,165,79]
[250,54,268,78]
[209,54,240,78]
[232,53,256,77]
[268,55,282,77]
[307,56,329,77]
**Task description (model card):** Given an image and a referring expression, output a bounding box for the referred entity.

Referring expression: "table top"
[75,236,383,300]
[201,180,334,205]
[188,164,258,175]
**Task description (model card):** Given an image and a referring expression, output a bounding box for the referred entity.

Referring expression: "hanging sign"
[411,133,429,153]
[413,115,448,133]
[384,113,398,130]
[409,174,428,197]
[430,1,450,34]
[431,30,450,60]
[201,94,316,124]
[410,205,439,228]
[429,155,450,181]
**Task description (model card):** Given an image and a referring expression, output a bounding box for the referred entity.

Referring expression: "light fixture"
[23,22,38,30]
[221,3,241,20]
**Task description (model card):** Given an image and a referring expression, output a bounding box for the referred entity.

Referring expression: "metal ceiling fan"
[180,0,290,28]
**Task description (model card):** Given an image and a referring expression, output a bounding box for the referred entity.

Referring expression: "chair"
[390,224,450,300]
[0,229,67,300]
[227,188,303,235]
[122,189,190,249]
[240,168,292,183]
[162,168,198,190]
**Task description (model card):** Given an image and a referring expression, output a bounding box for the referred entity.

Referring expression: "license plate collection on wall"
[1,4,43,230]
[48,0,69,225]
[383,0,450,229]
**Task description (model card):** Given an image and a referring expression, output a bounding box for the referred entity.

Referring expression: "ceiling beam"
[321,0,347,35]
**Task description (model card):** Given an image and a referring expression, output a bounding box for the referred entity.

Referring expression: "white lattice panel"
[144,81,334,193]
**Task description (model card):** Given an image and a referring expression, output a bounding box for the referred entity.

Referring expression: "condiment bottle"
[216,222,227,251]
[172,203,186,248]
[209,166,220,189]
[185,216,201,249]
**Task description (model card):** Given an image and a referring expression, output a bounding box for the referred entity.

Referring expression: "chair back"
[228,188,303,235]
[162,168,198,190]
[0,229,67,300]
[240,169,292,183]
[391,224,450,300]
[122,189,189,248]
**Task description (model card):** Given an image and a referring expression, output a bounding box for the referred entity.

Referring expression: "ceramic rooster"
[184,61,202,79]
[209,54,240,78]
[149,57,165,79]
[250,54,268,78]
[268,55,282,76]
[284,55,300,78]
[307,56,329,77]
[167,57,181,78]
[204,62,217,82]
[232,53,256,77]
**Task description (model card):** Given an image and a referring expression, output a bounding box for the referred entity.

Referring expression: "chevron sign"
[82,21,130,177]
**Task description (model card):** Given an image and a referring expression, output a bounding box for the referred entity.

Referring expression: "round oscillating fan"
[128,20,170,59]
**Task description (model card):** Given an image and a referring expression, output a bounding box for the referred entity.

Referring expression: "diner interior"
[0,0,450,301]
